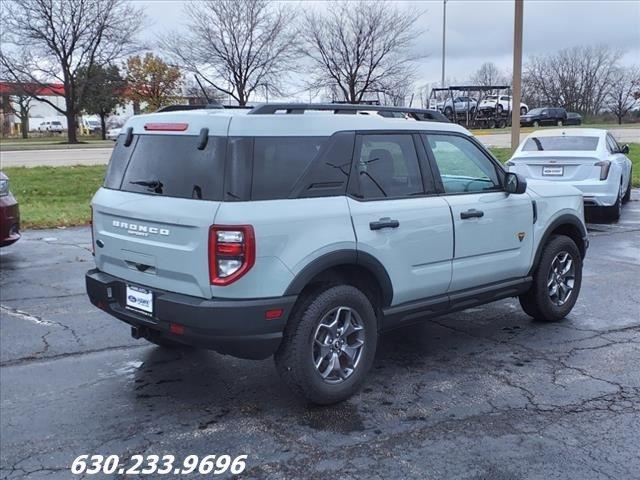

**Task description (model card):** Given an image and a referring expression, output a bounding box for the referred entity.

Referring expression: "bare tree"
[300,1,423,104]
[162,0,298,106]
[0,0,143,143]
[523,45,622,115]
[607,66,640,124]
[470,62,507,86]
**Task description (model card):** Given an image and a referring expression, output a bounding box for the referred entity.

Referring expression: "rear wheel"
[275,285,378,404]
[444,106,453,116]
[557,120,563,127]
[622,169,632,204]
[519,235,582,322]
[601,183,623,221]
[520,106,527,115]
[533,120,540,127]
[497,104,504,114]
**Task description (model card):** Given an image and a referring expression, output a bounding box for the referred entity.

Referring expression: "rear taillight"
[594,160,611,180]
[209,225,255,285]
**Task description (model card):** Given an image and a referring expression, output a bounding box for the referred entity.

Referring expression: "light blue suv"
[86,104,588,404]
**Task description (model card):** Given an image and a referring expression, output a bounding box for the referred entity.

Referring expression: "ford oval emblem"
[128,295,137,303]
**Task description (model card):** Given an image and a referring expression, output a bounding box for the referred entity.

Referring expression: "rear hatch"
[509,152,601,182]
[92,113,230,299]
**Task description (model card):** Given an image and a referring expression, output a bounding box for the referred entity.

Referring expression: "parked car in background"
[565,112,583,126]
[507,128,632,221]
[479,95,528,115]
[437,96,478,115]
[520,108,568,127]
[0,172,20,247]
[106,127,121,140]
[37,120,64,133]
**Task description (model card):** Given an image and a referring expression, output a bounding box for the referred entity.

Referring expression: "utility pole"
[511,0,524,152]
[441,0,447,87]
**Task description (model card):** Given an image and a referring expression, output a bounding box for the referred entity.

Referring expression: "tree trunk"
[20,114,29,139]
[100,112,107,140]
[66,111,78,143]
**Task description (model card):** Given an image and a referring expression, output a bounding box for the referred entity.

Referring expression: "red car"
[0,172,20,247]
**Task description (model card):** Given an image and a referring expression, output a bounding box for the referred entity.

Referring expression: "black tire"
[444,106,453,116]
[533,120,539,127]
[601,183,622,222]
[274,285,378,405]
[622,169,632,204]
[520,106,527,115]
[519,235,582,322]
[497,104,504,114]
[557,120,563,127]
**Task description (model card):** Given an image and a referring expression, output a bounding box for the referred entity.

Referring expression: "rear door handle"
[460,209,484,219]
[369,217,400,230]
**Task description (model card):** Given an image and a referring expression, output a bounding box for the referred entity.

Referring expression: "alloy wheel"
[312,306,365,384]
[547,251,576,306]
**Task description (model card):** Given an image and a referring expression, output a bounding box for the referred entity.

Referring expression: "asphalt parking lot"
[1,193,639,480]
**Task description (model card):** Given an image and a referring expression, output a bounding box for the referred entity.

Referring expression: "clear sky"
[133,0,640,98]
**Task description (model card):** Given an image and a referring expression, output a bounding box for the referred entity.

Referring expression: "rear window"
[522,136,599,151]
[104,135,226,201]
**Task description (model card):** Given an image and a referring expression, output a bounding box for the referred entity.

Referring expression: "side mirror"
[505,172,527,194]
[620,144,629,154]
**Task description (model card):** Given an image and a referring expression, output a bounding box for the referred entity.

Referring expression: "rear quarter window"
[251,137,328,200]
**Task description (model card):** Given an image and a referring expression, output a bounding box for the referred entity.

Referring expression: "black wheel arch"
[529,214,588,276]
[283,249,394,312]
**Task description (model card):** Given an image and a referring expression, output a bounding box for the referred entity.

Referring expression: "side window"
[355,134,424,199]
[606,134,619,154]
[423,134,502,194]
[251,137,327,200]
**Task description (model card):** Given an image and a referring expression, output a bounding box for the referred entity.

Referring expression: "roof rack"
[247,103,449,122]
[156,104,253,113]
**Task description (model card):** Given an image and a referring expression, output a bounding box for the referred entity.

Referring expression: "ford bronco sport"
[86,103,588,404]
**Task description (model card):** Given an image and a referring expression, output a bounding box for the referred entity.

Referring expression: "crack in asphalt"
[0,344,145,368]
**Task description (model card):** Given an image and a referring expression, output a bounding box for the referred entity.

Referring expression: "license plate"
[126,285,153,315]
[543,166,564,176]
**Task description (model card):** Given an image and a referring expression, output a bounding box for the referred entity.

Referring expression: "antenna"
[194,74,211,104]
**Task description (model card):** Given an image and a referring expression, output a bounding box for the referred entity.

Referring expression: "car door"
[422,133,534,292]
[348,132,454,306]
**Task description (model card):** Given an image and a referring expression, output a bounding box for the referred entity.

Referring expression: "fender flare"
[283,249,394,307]
[529,214,588,275]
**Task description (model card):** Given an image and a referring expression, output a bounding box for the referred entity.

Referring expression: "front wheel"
[519,235,582,322]
[275,285,378,404]
[533,120,540,127]
[520,106,528,115]
[557,120,563,127]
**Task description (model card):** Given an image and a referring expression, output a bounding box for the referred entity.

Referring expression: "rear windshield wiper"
[130,179,163,194]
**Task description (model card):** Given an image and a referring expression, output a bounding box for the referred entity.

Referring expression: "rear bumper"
[571,180,619,207]
[85,269,297,359]
[0,194,20,247]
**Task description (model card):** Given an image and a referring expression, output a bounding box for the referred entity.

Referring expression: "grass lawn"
[4,165,106,229]
[3,144,639,229]
[0,136,114,151]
